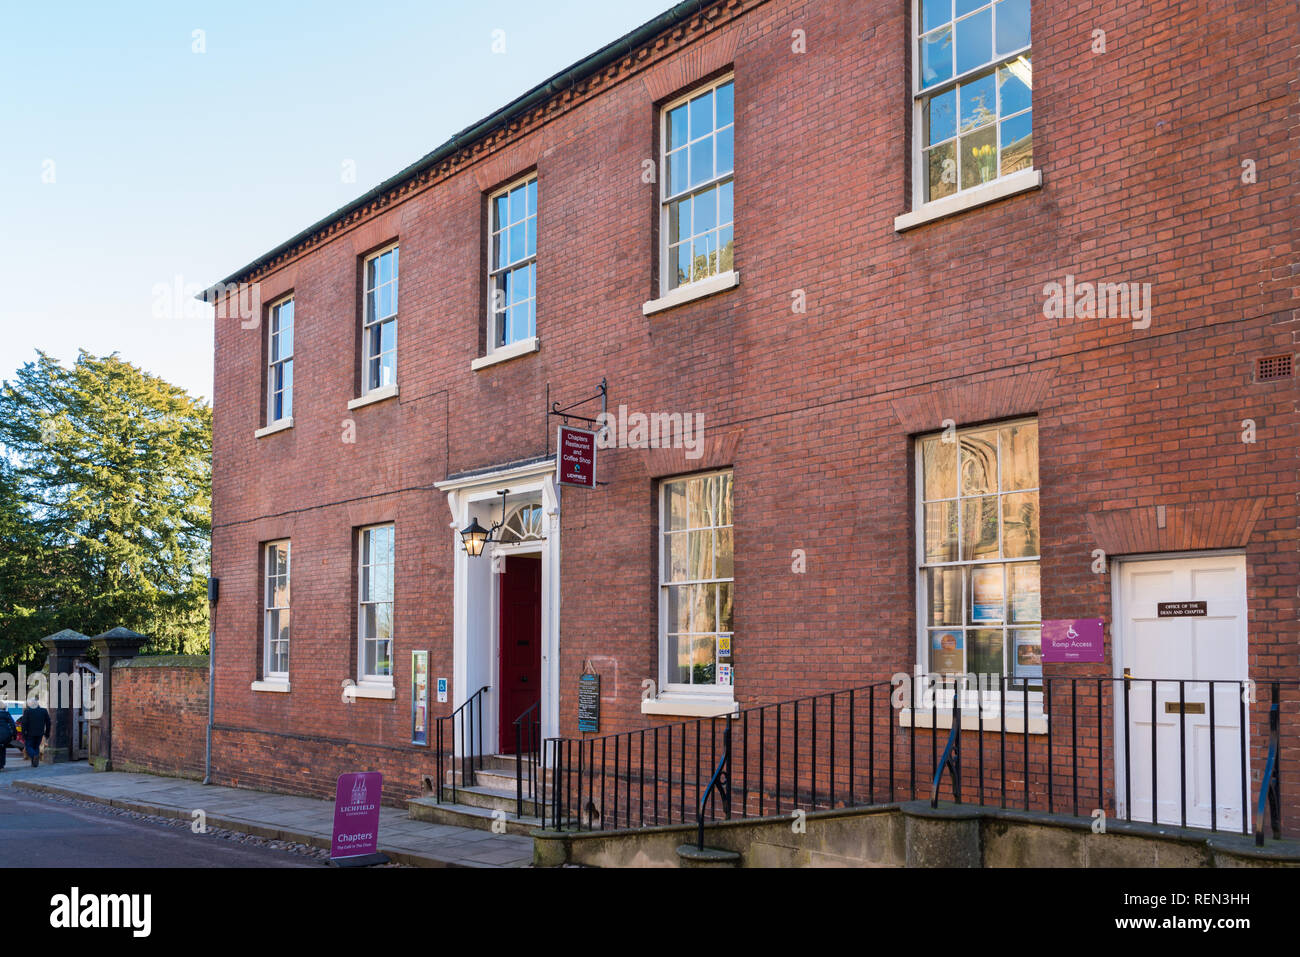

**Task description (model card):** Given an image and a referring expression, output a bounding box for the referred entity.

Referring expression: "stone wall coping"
[113,655,210,669]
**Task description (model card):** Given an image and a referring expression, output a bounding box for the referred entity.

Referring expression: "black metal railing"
[541,676,1297,846]
[435,685,489,804]
[514,700,542,819]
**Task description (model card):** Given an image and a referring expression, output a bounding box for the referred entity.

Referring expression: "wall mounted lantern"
[459,488,509,557]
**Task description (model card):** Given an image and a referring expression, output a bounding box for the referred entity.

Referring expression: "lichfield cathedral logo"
[350,776,368,807]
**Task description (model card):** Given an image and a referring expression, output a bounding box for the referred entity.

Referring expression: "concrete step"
[474,767,551,793]
[408,795,544,836]
[439,783,548,816]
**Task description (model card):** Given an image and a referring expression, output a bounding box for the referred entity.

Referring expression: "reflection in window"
[661,76,735,292]
[917,0,1032,203]
[660,471,734,691]
[358,525,394,680]
[488,176,537,349]
[362,246,398,393]
[918,419,1039,683]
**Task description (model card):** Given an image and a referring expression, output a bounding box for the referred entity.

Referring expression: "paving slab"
[9,763,533,868]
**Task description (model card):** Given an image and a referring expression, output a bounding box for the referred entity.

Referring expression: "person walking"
[0,708,15,770]
[21,699,49,768]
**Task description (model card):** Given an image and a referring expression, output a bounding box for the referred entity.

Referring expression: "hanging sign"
[577,672,600,733]
[1041,619,1105,663]
[557,426,597,489]
[331,772,382,862]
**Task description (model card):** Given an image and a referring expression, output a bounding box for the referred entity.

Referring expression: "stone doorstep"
[12,779,525,869]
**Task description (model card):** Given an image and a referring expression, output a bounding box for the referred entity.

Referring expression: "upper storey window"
[660,75,735,294]
[915,0,1031,204]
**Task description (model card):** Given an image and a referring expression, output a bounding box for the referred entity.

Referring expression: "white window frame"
[657,469,735,697]
[909,0,1033,212]
[486,174,538,355]
[357,524,395,685]
[658,73,736,297]
[361,244,398,396]
[913,417,1043,716]
[267,295,294,426]
[263,541,290,681]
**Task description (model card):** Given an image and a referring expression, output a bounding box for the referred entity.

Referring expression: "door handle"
[1123,668,1133,680]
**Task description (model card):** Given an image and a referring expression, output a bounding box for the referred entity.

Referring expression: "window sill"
[253,418,293,439]
[894,168,1042,233]
[471,336,539,371]
[900,708,1048,735]
[347,383,399,411]
[642,695,738,718]
[642,270,740,316]
[250,679,290,693]
[345,682,395,701]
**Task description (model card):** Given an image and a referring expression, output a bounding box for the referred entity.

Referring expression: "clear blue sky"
[0,0,674,402]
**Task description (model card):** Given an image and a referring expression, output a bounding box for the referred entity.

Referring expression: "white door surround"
[436,459,561,752]
[1111,551,1250,830]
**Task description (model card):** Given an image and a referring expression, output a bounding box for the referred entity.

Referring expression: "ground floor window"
[358,524,394,680]
[264,540,290,678]
[659,470,734,693]
[917,419,1040,687]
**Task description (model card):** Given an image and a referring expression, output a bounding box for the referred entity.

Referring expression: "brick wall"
[207,0,1299,818]
[112,657,209,780]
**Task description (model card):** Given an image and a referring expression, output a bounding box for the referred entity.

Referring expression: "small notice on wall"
[1157,601,1207,618]
[1041,619,1104,663]
[578,672,600,733]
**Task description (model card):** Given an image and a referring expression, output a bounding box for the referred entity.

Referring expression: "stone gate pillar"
[39,629,91,763]
[89,627,148,771]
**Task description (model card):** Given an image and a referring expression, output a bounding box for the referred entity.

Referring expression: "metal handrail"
[1256,683,1281,847]
[930,682,961,808]
[514,700,541,819]
[696,717,732,850]
[435,685,489,805]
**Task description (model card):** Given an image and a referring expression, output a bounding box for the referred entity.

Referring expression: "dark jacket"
[21,706,49,740]
[0,711,14,744]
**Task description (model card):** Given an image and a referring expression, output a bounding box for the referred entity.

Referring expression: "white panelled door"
[1114,554,1249,830]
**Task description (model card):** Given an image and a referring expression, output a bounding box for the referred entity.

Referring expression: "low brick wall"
[110,656,209,780]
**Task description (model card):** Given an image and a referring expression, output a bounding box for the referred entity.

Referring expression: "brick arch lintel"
[1085,498,1268,556]
[640,427,743,478]
[889,368,1053,435]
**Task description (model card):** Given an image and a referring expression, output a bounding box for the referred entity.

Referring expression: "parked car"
[2,700,24,749]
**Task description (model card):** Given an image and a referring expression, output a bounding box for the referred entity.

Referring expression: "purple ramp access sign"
[1041,618,1105,663]
[331,772,382,860]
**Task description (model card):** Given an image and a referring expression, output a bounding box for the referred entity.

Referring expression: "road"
[0,750,320,868]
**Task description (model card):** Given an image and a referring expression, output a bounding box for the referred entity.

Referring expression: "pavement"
[2,756,534,868]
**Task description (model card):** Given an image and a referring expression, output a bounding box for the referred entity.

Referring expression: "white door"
[1113,553,1249,830]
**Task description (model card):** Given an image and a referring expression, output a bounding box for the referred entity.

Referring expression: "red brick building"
[205,0,1298,837]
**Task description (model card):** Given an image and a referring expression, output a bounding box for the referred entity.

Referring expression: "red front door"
[498,555,542,754]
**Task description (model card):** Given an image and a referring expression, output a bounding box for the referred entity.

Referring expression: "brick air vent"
[1256,354,1293,381]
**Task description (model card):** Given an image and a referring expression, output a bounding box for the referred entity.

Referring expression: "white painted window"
[267,296,293,424]
[264,541,290,678]
[913,0,1032,205]
[916,419,1040,685]
[361,245,398,393]
[660,75,735,294]
[659,470,734,693]
[488,175,537,351]
[358,524,395,681]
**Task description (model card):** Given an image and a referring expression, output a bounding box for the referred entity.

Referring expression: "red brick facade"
[208,0,1299,821]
